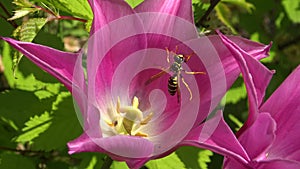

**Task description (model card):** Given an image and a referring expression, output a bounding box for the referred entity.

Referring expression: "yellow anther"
[132,96,139,108]
[116,97,121,114]
[105,119,115,127]
[134,132,148,137]
[103,96,153,138]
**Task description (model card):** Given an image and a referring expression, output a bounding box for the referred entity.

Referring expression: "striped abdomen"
[168,75,178,96]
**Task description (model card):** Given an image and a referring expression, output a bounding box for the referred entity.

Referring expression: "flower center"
[101,96,153,137]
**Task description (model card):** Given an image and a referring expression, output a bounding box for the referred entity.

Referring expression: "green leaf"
[12,0,33,8]
[32,0,93,19]
[0,90,56,129]
[146,153,186,169]
[8,8,38,21]
[221,0,255,13]
[72,153,105,169]
[31,92,82,151]
[16,18,48,42]
[12,18,48,74]
[225,80,246,104]
[176,146,213,169]
[15,111,52,143]
[0,117,18,147]
[215,3,237,34]
[125,0,144,8]
[0,153,35,169]
[2,41,60,89]
[111,161,129,169]
[282,0,300,23]
[228,114,243,131]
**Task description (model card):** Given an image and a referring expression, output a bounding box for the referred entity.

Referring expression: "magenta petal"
[135,0,193,23]
[88,0,135,34]
[182,111,249,165]
[256,159,300,169]
[126,159,150,169]
[1,37,78,91]
[217,31,274,135]
[68,134,154,159]
[260,66,300,161]
[238,113,276,160]
[97,136,154,158]
[68,133,104,154]
[223,157,249,169]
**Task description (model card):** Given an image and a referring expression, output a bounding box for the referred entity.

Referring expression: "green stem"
[196,0,221,27]
[101,156,113,169]
[35,5,87,23]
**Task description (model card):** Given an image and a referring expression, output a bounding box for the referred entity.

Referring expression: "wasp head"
[174,54,185,64]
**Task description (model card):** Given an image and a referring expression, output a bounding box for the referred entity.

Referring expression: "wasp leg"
[165,47,171,63]
[184,71,206,75]
[176,74,181,103]
[181,76,193,101]
[145,68,169,85]
[176,83,181,103]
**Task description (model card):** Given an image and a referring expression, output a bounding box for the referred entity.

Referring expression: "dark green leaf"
[0,153,35,169]
[176,146,213,169]
[15,111,52,143]
[32,92,82,151]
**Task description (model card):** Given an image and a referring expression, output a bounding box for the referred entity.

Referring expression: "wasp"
[145,47,205,103]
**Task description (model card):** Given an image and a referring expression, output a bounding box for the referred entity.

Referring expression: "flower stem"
[101,156,113,169]
[35,5,87,23]
[196,0,221,27]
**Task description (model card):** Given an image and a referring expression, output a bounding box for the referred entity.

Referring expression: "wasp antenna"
[184,52,195,62]
[175,46,179,54]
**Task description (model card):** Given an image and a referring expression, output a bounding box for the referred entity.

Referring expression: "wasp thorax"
[101,96,153,138]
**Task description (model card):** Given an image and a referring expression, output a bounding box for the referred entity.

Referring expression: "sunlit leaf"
[12,0,33,8]
[31,92,82,151]
[225,80,246,104]
[111,161,129,169]
[176,146,213,169]
[215,2,237,34]
[222,0,255,13]
[32,0,93,19]
[8,8,38,21]
[146,153,186,169]
[12,18,48,75]
[228,114,243,131]
[282,0,300,23]
[0,90,56,128]
[15,111,52,143]
[125,0,144,8]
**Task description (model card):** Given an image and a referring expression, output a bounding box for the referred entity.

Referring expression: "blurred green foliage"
[0,0,299,169]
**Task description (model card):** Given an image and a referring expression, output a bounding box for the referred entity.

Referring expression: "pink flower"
[1,0,272,168]
[218,31,300,169]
